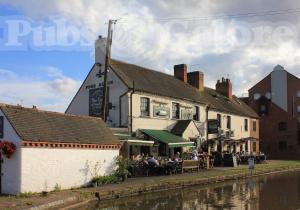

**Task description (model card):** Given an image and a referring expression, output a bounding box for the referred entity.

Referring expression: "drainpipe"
[130,81,135,136]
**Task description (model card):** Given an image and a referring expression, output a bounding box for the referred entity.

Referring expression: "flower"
[0,141,16,159]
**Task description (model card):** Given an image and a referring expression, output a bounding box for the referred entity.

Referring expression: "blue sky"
[1,0,300,111]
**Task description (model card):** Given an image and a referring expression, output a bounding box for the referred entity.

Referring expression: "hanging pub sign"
[0,116,3,138]
[89,88,103,117]
[208,119,219,134]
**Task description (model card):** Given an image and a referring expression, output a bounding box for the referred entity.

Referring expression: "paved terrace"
[1,160,300,210]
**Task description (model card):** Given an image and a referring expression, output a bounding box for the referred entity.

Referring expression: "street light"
[206,104,211,155]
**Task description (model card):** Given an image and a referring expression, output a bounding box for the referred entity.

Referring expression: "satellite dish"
[265,92,271,99]
[253,93,261,100]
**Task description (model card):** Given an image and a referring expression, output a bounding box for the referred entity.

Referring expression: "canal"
[82,171,300,210]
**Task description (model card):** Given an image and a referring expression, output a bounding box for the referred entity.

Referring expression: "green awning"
[120,139,154,146]
[141,129,194,148]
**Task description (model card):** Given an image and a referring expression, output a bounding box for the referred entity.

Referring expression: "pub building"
[66,36,260,158]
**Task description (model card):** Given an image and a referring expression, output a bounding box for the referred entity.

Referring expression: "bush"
[92,174,120,185]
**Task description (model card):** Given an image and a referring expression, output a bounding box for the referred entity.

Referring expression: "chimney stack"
[95,36,107,64]
[216,77,232,99]
[187,71,204,92]
[174,64,187,83]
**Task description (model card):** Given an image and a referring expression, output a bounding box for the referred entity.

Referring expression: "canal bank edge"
[61,161,300,210]
[1,161,300,210]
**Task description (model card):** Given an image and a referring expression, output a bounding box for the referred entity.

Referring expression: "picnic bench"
[181,160,199,173]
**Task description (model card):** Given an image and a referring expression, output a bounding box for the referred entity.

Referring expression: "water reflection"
[83,171,300,210]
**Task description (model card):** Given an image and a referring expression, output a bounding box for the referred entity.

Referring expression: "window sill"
[139,115,151,119]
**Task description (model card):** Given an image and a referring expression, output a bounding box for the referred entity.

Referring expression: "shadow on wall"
[2,142,22,195]
[105,155,118,175]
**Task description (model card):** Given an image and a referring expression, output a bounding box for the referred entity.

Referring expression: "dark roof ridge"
[0,103,103,121]
[110,58,175,78]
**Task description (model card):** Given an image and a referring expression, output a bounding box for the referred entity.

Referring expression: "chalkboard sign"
[208,119,219,134]
[0,116,3,138]
[89,88,103,117]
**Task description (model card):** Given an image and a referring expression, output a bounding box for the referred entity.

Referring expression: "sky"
[0,0,300,112]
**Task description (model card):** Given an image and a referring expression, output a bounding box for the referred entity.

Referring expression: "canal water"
[82,171,300,210]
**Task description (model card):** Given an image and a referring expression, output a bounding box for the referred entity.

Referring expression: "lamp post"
[206,104,211,155]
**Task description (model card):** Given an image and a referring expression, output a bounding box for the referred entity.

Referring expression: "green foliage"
[17,191,34,198]
[79,191,91,199]
[92,174,120,185]
[114,155,131,178]
[53,184,61,192]
[86,160,102,178]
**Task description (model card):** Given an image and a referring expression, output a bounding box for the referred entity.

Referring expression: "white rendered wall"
[208,110,250,140]
[130,92,252,141]
[271,68,288,111]
[66,38,128,127]
[130,92,207,134]
[0,110,22,195]
[182,122,201,140]
[21,148,119,193]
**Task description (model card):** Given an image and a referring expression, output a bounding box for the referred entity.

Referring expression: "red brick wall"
[174,64,187,83]
[248,72,300,159]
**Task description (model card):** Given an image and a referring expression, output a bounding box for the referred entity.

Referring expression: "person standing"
[248,153,255,175]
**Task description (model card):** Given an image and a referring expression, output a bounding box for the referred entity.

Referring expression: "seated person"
[191,153,198,160]
[147,155,159,166]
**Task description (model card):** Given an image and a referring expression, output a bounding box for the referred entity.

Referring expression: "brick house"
[245,65,300,159]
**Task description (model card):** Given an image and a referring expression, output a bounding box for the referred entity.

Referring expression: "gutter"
[130,81,135,136]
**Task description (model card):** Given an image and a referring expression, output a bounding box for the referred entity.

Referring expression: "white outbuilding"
[0,104,120,195]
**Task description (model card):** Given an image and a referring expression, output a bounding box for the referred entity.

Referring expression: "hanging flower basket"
[0,141,16,159]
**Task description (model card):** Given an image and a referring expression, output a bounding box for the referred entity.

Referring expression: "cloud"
[0,67,81,112]
[1,0,300,107]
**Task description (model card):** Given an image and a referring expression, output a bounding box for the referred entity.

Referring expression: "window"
[0,116,3,138]
[278,122,287,131]
[140,97,150,117]
[227,116,231,129]
[297,105,300,113]
[253,142,257,152]
[217,114,221,128]
[193,106,199,121]
[297,90,300,97]
[172,103,180,119]
[253,120,257,132]
[244,119,248,131]
[279,141,287,151]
